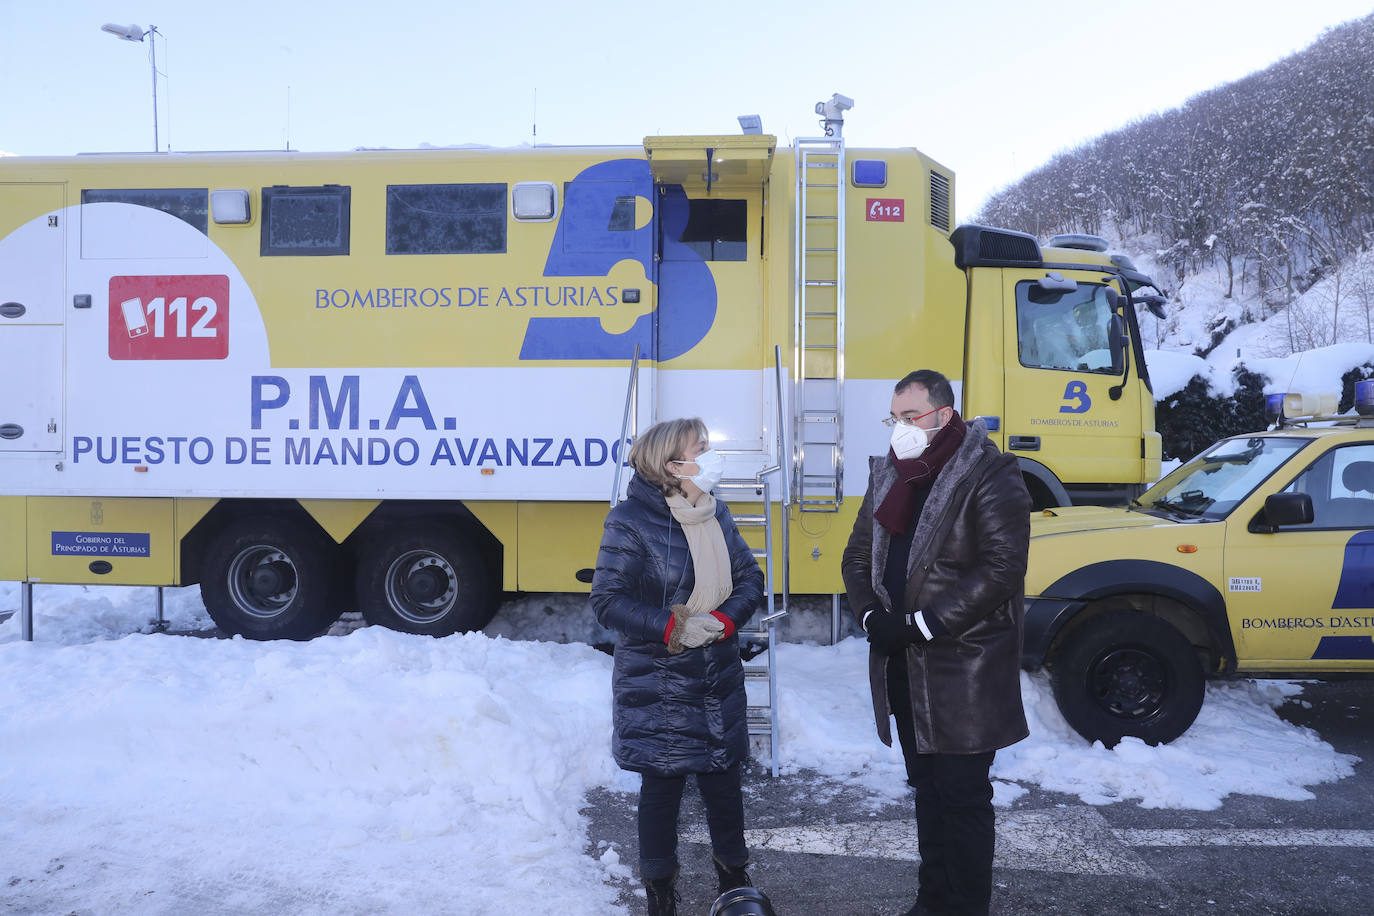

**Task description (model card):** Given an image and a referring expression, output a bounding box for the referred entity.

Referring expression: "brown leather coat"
[842,420,1032,755]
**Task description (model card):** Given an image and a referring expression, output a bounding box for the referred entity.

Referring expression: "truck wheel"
[1049,609,1205,747]
[354,527,495,636]
[200,518,345,640]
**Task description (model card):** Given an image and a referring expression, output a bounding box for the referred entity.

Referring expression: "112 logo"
[108,275,230,360]
[865,198,904,222]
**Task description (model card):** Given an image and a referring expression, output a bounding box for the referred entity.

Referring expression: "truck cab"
[956,226,1165,510]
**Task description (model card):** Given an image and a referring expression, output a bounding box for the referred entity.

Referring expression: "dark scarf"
[874,411,968,535]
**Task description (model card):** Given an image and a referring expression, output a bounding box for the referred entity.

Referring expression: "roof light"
[1265,393,1285,423]
[1356,379,1374,417]
[1267,392,1339,424]
[851,159,887,188]
[1046,233,1109,252]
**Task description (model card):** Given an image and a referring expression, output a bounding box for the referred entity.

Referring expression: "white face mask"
[673,448,725,492]
[890,422,942,461]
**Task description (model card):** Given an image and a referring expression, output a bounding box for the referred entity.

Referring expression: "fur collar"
[868,418,992,607]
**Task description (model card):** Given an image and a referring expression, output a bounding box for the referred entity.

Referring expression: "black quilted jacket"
[590,472,764,776]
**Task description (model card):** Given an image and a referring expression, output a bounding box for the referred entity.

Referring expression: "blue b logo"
[517,159,718,361]
[1060,381,1091,414]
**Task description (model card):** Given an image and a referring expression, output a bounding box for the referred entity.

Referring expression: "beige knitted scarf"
[665,493,732,615]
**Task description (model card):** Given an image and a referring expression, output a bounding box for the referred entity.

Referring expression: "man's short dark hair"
[894,369,955,409]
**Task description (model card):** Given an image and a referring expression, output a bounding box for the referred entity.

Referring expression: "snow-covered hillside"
[1088,230,1374,406]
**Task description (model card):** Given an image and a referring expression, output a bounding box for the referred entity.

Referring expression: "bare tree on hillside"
[1351,260,1374,343]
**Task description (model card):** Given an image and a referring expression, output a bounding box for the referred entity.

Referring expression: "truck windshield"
[1137,436,1310,519]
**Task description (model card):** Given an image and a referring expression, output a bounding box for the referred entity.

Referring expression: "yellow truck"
[0,98,1163,639]
[1024,386,1374,745]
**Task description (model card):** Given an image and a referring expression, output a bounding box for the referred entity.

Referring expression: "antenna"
[285,85,292,151]
[161,31,171,150]
[532,88,537,147]
[1284,349,1307,396]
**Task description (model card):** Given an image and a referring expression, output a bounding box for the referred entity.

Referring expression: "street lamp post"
[100,22,161,151]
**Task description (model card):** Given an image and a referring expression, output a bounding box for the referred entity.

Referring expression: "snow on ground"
[0,582,1358,914]
[771,639,1354,811]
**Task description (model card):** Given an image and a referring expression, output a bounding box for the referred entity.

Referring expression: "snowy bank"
[0,582,1358,913]
[1146,342,1374,403]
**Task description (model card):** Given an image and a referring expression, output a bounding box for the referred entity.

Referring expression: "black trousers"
[888,655,996,916]
[638,764,748,880]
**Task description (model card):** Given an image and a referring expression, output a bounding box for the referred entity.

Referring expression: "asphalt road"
[584,679,1374,916]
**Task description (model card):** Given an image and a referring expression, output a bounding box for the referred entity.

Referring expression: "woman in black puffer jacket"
[591,417,765,915]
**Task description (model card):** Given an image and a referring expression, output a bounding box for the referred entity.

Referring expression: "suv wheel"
[1050,609,1205,747]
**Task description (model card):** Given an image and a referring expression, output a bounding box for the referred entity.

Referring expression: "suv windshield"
[1138,436,1310,519]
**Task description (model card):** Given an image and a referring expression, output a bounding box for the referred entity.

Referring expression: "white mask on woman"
[673,448,725,492]
[890,422,942,461]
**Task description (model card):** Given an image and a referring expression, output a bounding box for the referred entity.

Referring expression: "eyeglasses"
[881,407,944,428]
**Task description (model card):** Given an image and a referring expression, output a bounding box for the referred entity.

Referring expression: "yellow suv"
[1024,384,1374,746]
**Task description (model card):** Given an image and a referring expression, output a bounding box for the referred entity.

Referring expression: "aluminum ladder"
[715,469,787,777]
[793,136,846,512]
[714,349,790,776]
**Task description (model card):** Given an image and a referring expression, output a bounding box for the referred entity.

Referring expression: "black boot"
[712,855,754,895]
[644,872,679,916]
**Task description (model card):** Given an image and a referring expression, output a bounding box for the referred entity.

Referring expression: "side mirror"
[1249,492,1314,533]
[1108,314,1128,375]
[1136,293,1167,320]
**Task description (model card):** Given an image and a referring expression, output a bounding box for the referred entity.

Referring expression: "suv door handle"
[1009,435,1040,451]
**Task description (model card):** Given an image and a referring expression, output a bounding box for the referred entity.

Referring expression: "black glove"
[864,607,942,655]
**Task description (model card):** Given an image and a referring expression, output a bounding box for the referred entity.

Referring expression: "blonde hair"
[629,417,709,497]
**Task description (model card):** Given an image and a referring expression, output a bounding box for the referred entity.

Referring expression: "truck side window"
[261,186,351,256]
[675,198,747,261]
[81,188,208,234]
[386,183,507,254]
[1285,445,1374,529]
[1016,282,1115,373]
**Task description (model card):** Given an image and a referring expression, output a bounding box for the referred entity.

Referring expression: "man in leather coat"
[842,369,1032,916]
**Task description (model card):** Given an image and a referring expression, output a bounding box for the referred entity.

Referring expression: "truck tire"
[200,518,346,640]
[1049,609,1205,747]
[354,526,495,636]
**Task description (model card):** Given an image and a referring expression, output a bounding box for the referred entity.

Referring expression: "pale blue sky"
[3,0,1371,218]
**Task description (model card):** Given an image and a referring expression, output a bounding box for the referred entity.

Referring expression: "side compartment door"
[0,182,65,452]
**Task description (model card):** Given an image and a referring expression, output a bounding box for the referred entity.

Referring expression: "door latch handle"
[1008,435,1040,451]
